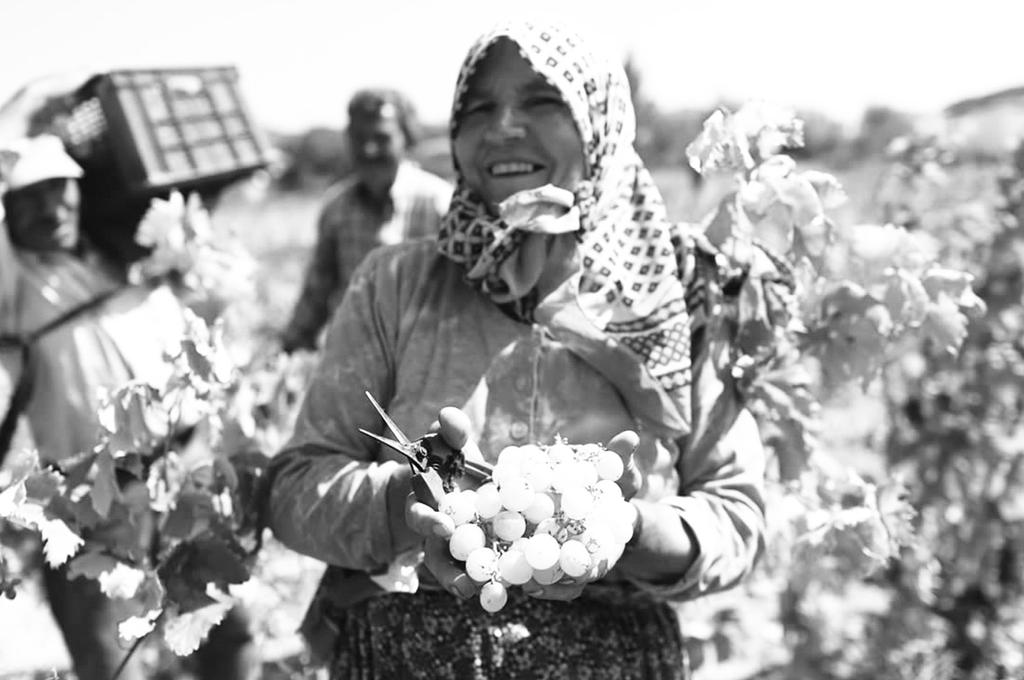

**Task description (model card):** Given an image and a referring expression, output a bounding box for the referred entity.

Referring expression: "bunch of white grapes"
[440,440,636,612]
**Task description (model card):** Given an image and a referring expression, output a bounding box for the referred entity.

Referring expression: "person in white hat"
[0,134,84,252]
[0,128,257,678]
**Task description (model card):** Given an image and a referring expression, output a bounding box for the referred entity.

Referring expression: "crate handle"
[165,74,204,97]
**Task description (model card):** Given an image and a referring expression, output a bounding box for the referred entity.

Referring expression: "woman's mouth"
[488,161,544,177]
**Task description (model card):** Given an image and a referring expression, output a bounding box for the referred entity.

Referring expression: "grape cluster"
[441,440,636,612]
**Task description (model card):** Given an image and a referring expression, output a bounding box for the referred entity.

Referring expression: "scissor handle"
[411,468,446,509]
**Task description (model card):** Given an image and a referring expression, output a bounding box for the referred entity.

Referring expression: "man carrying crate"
[280,88,453,353]
[0,79,260,680]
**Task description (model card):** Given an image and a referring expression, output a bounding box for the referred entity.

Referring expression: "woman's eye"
[461,100,492,116]
[525,93,565,108]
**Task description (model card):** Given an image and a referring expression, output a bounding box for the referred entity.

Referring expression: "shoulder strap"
[0,288,121,462]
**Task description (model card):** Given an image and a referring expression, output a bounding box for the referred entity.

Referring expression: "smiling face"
[347,109,408,199]
[452,38,586,211]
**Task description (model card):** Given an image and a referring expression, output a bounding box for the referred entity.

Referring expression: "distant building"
[944,87,1024,157]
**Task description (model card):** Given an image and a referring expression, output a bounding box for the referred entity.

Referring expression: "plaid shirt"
[281,162,452,351]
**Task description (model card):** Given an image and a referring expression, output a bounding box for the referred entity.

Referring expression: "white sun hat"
[0,134,83,191]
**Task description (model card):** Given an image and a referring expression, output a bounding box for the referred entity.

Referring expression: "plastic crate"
[62,66,268,194]
[43,66,269,265]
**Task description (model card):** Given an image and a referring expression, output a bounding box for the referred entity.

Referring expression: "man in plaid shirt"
[281,89,452,353]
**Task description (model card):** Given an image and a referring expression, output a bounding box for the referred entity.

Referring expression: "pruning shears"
[358,391,491,508]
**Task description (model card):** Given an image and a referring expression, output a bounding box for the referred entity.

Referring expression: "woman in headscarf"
[266,19,774,679]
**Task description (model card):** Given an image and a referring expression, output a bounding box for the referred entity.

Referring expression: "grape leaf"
[920,296,969,355]
[67,550,120,580]
[685,109,755,175]
[97,562,147,599]
[921,267,986,316]
[101,382,168,456]
[805,284,893,386]
[876,480,916,552]
[23,469,63,504]
[90,450,120,519]
[118,609,162,643]
[162,491,217,540]
[1,448,40,485]
[749,362,820,480]
[0,481,26,517]
[803,170,848,210]
[882,270,930,327]
[163,598,232,656]
[158,534,249,612]
[38,517,83,567]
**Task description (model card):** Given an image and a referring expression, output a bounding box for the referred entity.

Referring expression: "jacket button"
[514,375,530,392]
[509,421,529,440]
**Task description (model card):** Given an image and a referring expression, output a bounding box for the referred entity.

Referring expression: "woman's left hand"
[605,429,642,499]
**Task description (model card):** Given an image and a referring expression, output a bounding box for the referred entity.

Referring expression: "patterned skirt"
[329,588,688,680]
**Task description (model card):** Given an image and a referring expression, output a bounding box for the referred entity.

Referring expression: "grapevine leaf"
[57,450,98,489]
[120,480,151,516]
[39,518,83,567]
[703,193,751,248]
[761,163,823,230]
[67,550,120,580]
[876,480,916,551]
[806,284,893,386]
[882,270,930,327]
[158,535,249,613]
[163,491,216,540]
[181,339,215,384]
[188,463,216,490]
[127,573,166,617]
[919,296,969,355]
[921,267,986,316]
[0,482,27,521]
[163,598,232,656]
[101,382,168,456]
[47,493,103,531]
[844,223,940,286]
[2,448,40,485]
[685,108,755,175]
[794,215,833,261]
[118,609,162,643]
[750,201,793,257]
[23,469,63,504]
[803,170,848,210]
[97,562,147,599]
[749,362,820,480]
[90,450,120,519]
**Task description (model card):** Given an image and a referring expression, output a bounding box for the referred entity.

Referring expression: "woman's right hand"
[397,405,483,598]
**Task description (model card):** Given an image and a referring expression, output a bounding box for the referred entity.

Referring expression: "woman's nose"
[484,106,526,142]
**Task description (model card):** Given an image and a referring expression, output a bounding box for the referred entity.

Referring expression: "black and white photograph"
[0,1,1022,678]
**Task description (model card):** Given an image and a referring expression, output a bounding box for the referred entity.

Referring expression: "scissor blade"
[364,391,411,446]
[357,428,424,470]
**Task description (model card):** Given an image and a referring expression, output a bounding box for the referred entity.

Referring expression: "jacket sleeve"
[627,240,774,600]
[626,333,767,601]
[280,199,342,353]
[266,248,410,572]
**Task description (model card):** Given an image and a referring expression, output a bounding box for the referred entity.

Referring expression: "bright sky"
[2,0,1022,133]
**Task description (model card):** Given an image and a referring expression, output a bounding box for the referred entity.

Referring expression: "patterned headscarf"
[437,20,697,436]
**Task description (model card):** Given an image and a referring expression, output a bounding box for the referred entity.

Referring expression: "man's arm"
[280,198,343,353]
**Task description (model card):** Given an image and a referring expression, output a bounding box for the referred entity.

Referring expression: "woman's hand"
[605,429,642,500]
